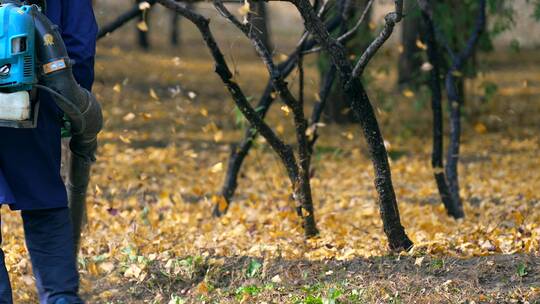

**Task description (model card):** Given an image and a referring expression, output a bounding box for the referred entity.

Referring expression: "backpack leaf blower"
[0,0,103,253]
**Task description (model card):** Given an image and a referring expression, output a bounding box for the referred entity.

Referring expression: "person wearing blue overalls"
[0,0,97,303]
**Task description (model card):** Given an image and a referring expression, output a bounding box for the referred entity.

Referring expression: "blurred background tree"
[398,0,422,89]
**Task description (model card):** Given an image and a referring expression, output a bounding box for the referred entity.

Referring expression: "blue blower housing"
[0,3,36,92]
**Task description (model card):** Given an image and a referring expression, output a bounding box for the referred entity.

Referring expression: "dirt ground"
[1,2,540,304]
[91,254,540,303]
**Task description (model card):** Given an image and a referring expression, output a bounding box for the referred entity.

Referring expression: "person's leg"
[0,212,13,304]
[21,207,83,304]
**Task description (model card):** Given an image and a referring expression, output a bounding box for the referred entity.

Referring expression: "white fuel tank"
[0,91,31,121]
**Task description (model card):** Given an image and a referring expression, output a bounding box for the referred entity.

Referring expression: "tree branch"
[302,0,374,55]
[98,0,157,40]
[216,9,346,212]
[351,0,403,78]
[212,0,319,235]
[157,0,298,182]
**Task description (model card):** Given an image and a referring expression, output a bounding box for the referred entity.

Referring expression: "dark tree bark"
[171,9,180,46]
[420,8,463,218]
[398,0,422,88]
[322,0,372,124]
[291,0,413,251]
[444,1,486,214]
[248,1,272,51]
[418,0,486,218]
[136,0,151,50]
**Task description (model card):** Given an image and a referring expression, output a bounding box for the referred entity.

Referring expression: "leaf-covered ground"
[1,23,540,303]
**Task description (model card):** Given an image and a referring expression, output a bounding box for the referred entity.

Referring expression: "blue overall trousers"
[0,1,97,303]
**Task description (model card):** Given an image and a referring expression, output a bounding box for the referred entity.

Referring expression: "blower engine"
[0,0,103,253]
[0,3,38,127]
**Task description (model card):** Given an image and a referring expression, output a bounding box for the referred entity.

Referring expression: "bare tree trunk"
[171,10,180,46]
[349,83,412,249]
[444,1,486,215]
[418,0,486,219]
[292,0,413,250]
[171,3,195,46]
[421,9,463,218]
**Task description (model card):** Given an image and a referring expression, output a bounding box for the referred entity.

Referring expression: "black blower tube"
[33,8,103,253]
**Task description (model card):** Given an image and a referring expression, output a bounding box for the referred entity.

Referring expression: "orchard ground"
[1,8,540,303]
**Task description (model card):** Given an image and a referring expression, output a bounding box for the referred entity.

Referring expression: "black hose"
[34,84,86,135]
[32,6,103,254]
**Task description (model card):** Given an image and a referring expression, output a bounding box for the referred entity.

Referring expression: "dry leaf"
[474,123,487,134]
[113,83,122,93]
[238,1,250,16]
[214,130,224,142]
[421,62,433,72]
[124,264,142,279]
[271,274,282,283]
[210,162,223,173]
[123,112,136,122]
[138,1,151,10]
[416,39,427,50]
[100,262,115,273]
[403,89,415,98]
[137,21,149,32]
[149,88,160,101]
